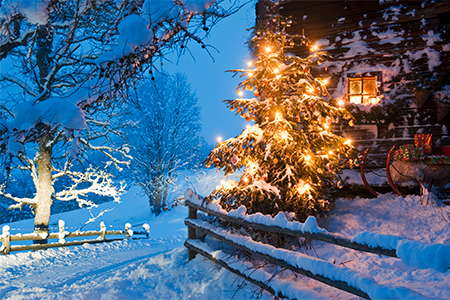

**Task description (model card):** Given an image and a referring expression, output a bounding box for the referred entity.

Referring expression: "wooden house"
[257,0,450,168]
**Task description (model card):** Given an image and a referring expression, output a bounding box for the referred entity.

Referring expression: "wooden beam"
[185,200,397,258]
[185,221,371,299]
[9,237,125,253]
[184,240,293,299]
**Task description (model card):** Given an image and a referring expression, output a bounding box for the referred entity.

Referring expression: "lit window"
[348,77,378,104]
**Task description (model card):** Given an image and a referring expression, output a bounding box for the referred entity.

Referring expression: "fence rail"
[1,221,149,255]
[184,198,433,300]
[186,199,396,257]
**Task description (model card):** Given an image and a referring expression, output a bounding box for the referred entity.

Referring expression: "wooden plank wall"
[277,0,450,168]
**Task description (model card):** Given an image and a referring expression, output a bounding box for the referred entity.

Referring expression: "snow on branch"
[54,165,126,207]
[0,181,37,209]
[77,207,114,232]
[78,137,132,171]
[0,75,38,97]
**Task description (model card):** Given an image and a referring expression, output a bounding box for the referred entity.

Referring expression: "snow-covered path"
[0,170,267,300]
[0,204,187,300]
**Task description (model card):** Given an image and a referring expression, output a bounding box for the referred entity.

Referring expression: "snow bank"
[0,169,449,298]
[352,231,450,272]
[189,239,328,300]
[397,240,450,273]
[189,218,427,300]
[187,188,450,273]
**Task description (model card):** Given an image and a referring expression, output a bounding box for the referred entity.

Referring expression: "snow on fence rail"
[0,221,150,255]
[184,188,449,299]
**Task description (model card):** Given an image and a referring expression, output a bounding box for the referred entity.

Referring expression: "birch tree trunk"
[34,134,54,242]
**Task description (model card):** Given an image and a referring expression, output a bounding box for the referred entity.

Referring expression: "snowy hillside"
[0,169,449,299]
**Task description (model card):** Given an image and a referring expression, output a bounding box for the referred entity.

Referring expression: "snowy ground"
[0,169,449,299]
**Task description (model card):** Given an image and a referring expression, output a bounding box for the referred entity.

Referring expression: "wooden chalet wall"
[274,0,450,168]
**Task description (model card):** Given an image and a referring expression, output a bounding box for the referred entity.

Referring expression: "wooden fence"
[1,221,150,255]
[184,199,437,299]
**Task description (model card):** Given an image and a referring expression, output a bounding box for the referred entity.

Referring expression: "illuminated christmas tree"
[205,23,357,221]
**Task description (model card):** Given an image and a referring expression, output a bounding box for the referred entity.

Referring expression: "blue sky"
[164,1,256,145]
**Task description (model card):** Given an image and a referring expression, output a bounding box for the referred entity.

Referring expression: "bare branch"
[54,166,126,204]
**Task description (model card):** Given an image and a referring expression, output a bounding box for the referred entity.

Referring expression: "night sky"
[164,1,256,145]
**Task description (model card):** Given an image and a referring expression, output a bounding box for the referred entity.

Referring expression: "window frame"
[346,72,382,105]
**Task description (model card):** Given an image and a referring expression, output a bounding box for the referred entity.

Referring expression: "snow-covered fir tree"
[205,22,358,221]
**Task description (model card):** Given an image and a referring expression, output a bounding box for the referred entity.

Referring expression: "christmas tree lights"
[204,22,358,221]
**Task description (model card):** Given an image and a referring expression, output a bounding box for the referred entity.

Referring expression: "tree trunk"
[151,176,163,216]
[33,23,54,243]
[34,134,54,243]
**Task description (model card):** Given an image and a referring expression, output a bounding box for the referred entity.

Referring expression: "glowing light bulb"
[297,182,311,195]
[247,61,252,67]
[247,161,258,174]
[323,123,329,130]
[217,136,222,143]
[265,46,271,53]
[323,78,329,85]
[248,72,253,77]
[275,111,282,121]
[338,100,345,106]
[310,44,319,52]
[305,155,311,162]
[274,68,279,74]
[237,90,243,98]
[345,139,352,145]
[329,150,333,155]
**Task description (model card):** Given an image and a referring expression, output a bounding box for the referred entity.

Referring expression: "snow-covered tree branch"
[0,0,240,233]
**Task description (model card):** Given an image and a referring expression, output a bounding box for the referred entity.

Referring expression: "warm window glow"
[348,77,378,104]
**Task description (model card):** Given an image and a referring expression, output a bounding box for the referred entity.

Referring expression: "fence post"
[2,225,10,255]
[58,220,66,244]
[142,224,150,238]
[125,223,133,238]
[100,221,106,240]
[188,205,197,261]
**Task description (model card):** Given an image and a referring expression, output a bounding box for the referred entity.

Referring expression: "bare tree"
[127,73,203,215]
[0,0,239,234]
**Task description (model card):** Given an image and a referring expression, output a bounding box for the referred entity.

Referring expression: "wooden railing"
[1,221,150,255]
[184,198,434,300]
